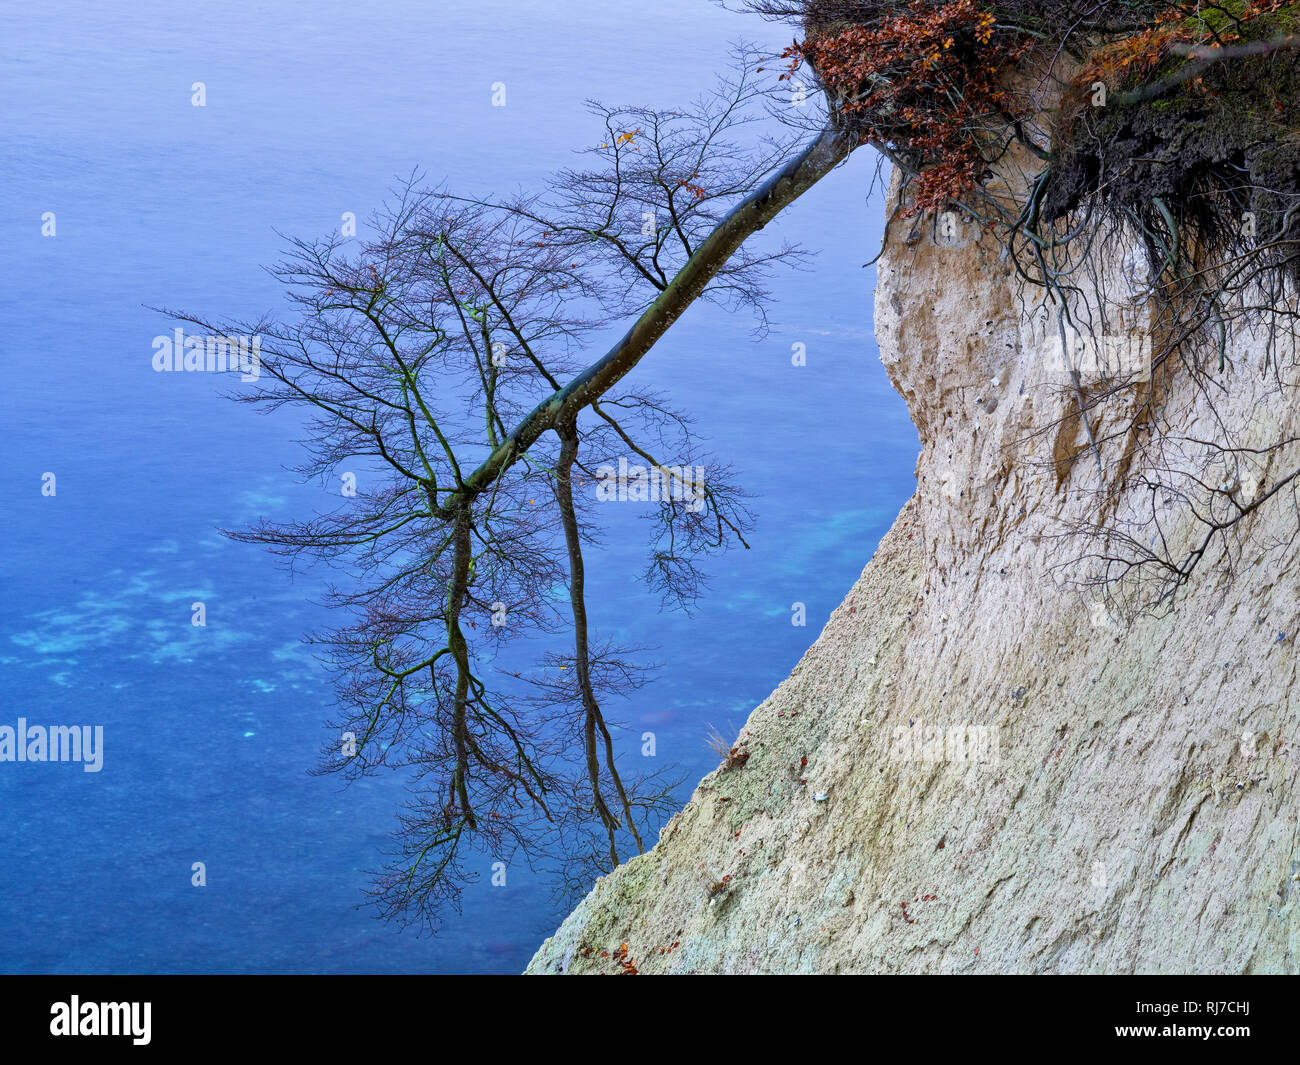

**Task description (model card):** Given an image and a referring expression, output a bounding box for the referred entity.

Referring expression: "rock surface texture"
[525,160,1300,975]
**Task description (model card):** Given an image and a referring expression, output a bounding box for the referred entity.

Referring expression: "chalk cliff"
[525,142,1300,974]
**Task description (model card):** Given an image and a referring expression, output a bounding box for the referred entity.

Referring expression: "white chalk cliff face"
[526,153,1300,974]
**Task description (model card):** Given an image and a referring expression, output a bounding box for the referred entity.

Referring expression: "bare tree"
[166,0,1300,927]
[169,55,858,927]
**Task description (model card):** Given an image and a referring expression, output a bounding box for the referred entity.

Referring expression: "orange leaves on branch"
[768,39,806,82]
[1079,0,1293,94]
[798,0,1030,214]
[677,174,706,200]
[598,129,642,150]
[1081,19,1189,87]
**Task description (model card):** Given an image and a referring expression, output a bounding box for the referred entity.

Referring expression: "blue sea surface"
[0,0,917,972]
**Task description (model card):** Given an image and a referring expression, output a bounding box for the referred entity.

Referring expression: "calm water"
[0,0,917,972]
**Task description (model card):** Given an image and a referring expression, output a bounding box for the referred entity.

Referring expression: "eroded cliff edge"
[525,161,1300,974]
